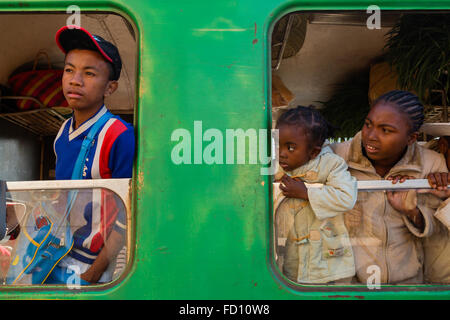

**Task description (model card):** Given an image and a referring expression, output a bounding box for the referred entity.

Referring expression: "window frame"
[268,8,450,294]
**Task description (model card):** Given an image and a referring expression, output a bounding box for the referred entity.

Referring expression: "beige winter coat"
[434,198,450,230]
[421,174,450,284]
[274,146,357,283]
[331,132,447,284]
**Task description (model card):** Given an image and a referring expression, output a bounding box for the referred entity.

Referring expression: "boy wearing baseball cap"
[47,25,134,284]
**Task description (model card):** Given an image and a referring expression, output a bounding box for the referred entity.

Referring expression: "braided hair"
[372,90,424,133]
[276,105,335,148]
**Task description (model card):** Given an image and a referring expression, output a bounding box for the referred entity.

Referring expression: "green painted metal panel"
[0,0,448,300]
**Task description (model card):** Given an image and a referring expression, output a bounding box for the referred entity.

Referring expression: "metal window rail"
[5,178,131,209]
[354,179,445,191]
[275,179,446,191]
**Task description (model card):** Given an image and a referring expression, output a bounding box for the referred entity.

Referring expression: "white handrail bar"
[355,179,439,191]
[275,179,445,191]
[5,178,130,195]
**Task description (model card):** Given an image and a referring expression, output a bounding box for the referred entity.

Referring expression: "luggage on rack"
[7,50,68,111]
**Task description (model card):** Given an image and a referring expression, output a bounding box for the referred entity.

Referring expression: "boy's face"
[62,49,117,112]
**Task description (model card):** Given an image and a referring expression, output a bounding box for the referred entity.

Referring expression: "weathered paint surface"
[0,0,449,300]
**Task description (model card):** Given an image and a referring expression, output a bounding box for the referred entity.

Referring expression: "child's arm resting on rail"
[307,154,358,220]
[80,202,126,284]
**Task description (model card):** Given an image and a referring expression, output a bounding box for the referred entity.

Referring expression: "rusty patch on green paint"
[137,170,144,193]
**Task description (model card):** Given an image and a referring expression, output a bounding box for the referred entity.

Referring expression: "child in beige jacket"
[274,106,357,284]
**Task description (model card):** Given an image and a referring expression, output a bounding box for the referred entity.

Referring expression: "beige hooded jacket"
[420,179,450,284]
[330,132,447,284]
[434,198,450,230]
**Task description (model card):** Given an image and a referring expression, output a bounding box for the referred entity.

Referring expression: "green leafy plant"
[318,70,370,139]
[385,13,450,104]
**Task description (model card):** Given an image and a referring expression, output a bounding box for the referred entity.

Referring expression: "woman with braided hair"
[330,90,448,284]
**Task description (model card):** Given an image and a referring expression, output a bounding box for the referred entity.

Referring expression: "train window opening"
[0,11,137,288]
[270,10,450,290]
[0,12,137,181]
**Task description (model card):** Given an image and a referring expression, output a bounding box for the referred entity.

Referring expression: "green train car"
[0,0,447,302]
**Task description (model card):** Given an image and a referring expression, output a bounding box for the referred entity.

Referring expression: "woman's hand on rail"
[421,172,450,199]
[386,175,415,184]
[385,175,424,229]
[386,175,417,213]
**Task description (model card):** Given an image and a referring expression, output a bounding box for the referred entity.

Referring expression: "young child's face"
[361,102,417,166]
[278,124,317,172]
[62,49,116,111]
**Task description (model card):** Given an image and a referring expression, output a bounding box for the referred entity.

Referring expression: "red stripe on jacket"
[99,119,128,178]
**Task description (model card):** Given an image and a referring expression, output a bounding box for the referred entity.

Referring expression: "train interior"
[0,12,136,181]
[0,12,136,285]
[271,11,449,132]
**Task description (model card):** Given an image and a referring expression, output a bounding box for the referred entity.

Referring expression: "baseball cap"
[55,25,122,80]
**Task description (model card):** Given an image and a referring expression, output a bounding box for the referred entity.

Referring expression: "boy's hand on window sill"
[79,230,125,284]
[80,267,100,284]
